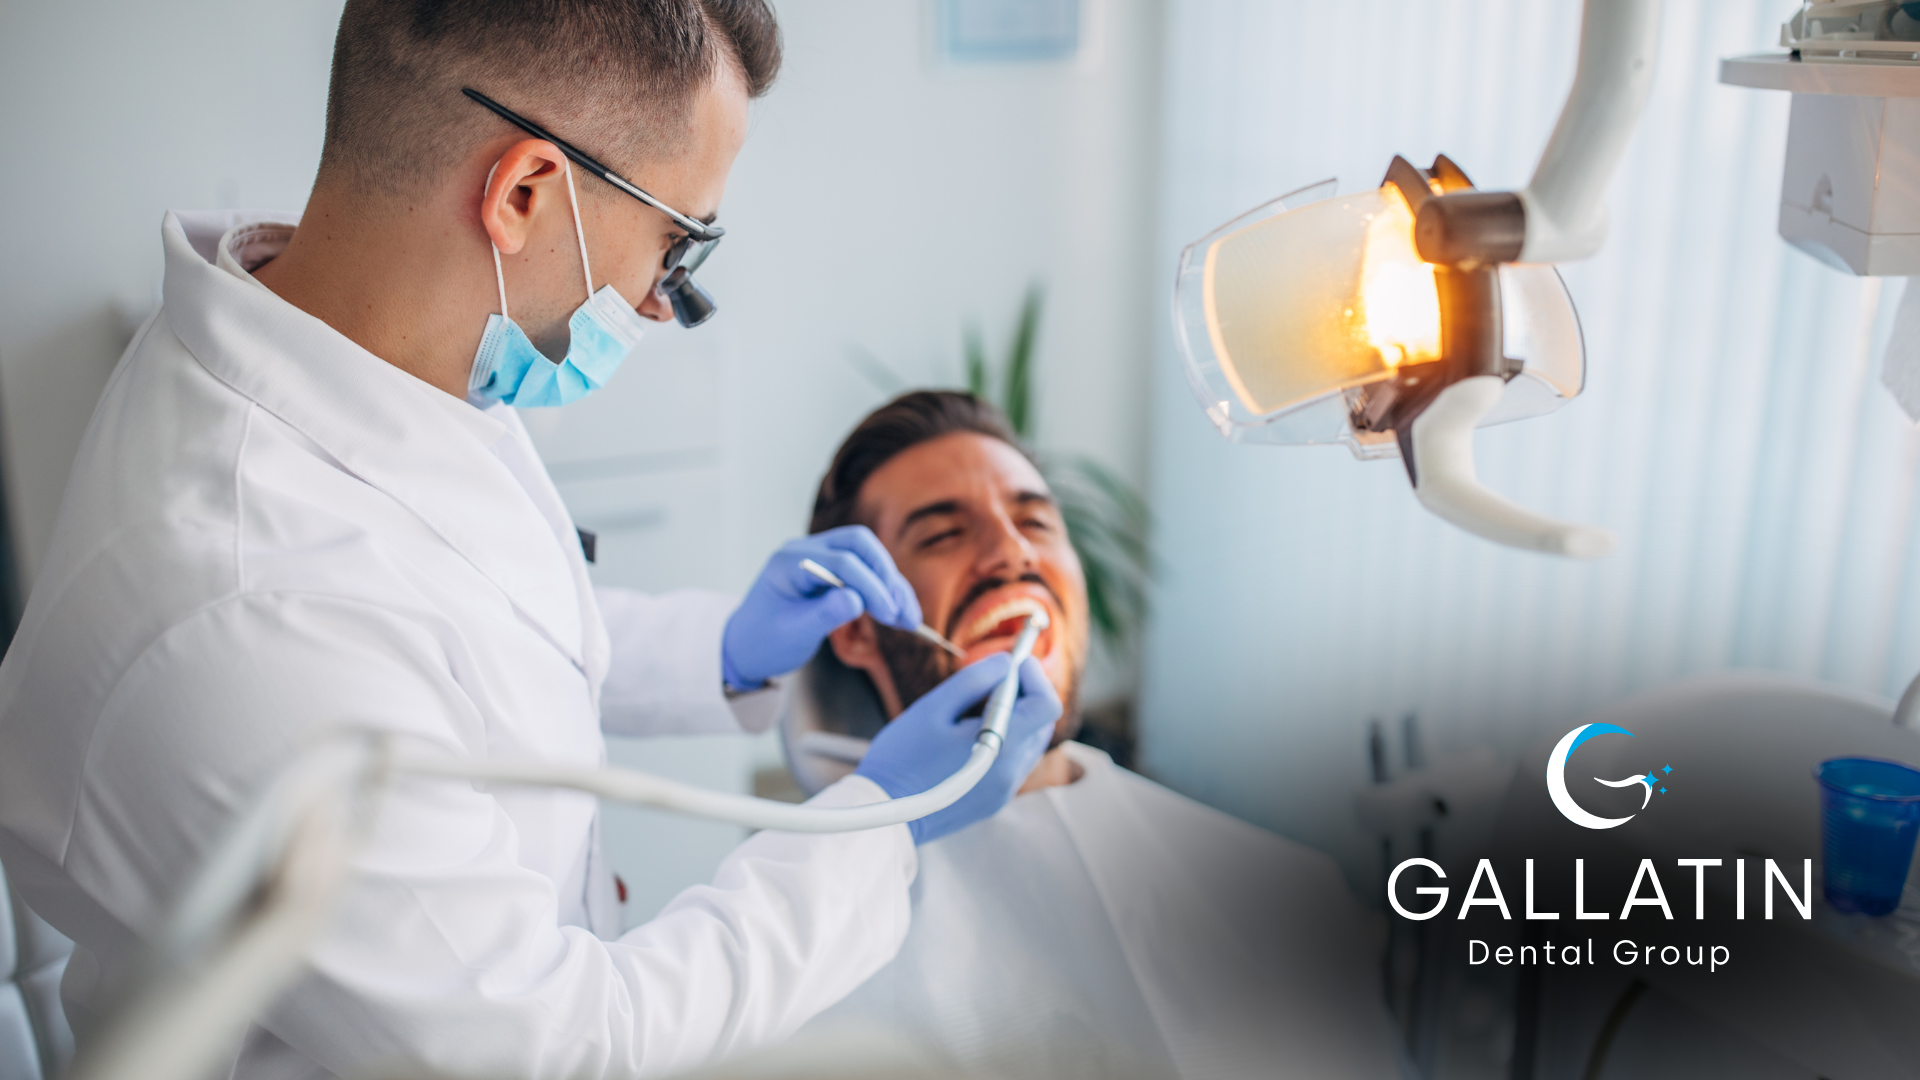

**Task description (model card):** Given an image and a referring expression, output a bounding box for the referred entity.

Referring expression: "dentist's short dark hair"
[809,391,1033,537]
[321,0,781,197]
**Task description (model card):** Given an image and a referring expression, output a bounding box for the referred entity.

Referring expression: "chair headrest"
[778,651,891,797]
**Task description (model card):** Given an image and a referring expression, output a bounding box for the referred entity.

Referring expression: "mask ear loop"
[561,160,595,301]
[484,154,592,316]
[485,161,510,322]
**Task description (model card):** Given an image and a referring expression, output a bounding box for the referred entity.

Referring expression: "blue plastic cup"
[1816,757,1920,916]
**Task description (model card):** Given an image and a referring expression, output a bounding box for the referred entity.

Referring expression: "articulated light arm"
[1413,0,1663,267]
[1517,0,1664,263]
[1394,0,1659,556]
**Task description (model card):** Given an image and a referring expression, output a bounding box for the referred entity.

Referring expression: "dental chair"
[0,859,74,1080]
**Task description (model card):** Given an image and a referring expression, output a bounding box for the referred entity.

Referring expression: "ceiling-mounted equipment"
[1721,2,1920,277]
[1721,3,1920,422]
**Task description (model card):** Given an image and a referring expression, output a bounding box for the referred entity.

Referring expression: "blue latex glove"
[856,653,1063,845]
[722,526,922,691]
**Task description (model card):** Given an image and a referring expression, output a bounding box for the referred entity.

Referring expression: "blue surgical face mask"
[469,160,650,407]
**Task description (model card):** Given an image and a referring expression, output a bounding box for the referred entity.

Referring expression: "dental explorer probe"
[797,557,968,658]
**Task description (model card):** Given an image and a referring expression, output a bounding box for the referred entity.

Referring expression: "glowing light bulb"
[1357,188,1441,369]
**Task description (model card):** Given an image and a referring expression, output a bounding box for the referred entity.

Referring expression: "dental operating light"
[1175,0,1663,557]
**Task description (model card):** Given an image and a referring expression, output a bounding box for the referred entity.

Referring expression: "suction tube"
[73,614,1050,1080]
[190,610,1047,938]
[401,611,1048,834]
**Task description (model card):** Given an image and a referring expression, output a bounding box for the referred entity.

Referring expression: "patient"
[782,392,1400,1080]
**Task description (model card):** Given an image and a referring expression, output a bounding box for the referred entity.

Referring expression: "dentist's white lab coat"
[0,211,916,1080]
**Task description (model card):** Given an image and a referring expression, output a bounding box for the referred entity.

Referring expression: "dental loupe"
[1175,0,1664,558]
[662,238,719,327]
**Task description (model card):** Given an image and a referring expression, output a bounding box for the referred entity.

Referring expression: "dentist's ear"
[478,138,569,256]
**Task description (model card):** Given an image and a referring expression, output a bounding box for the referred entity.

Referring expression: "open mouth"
[951,590,1059,663]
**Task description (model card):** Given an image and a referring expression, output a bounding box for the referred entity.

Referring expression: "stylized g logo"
[1547,723,1656,830]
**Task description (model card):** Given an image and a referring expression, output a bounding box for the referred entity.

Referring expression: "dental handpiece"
[798,557,967,658]
[978,610,1048,750]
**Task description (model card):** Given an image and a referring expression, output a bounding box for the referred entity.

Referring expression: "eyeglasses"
[463,87,721,327]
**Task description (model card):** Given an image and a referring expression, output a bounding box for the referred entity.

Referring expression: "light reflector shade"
[1174,180,1586,453]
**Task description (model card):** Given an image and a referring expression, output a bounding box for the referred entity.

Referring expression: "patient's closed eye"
[918,525,965,549]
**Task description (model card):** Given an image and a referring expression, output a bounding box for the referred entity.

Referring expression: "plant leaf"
[947,284,1157,652]
[1043,452,1154,650]
[846,346,907,396]
[1003,284,1043,439]
[964,323,988,400]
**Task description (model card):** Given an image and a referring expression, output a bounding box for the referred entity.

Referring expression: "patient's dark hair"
[321,0,781,196]
[809,391,1032,536]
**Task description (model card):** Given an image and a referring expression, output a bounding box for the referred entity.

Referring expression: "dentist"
[0,2,1058,1079]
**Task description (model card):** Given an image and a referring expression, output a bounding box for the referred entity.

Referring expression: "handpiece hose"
[401,611,1046,833]
[73,614,1050,1080]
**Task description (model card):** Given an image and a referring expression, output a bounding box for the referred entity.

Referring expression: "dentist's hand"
[856,653,1062,845]
[722,526,922,690]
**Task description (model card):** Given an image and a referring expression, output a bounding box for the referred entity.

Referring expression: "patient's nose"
[975,510,1038,577]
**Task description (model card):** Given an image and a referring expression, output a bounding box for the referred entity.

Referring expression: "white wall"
[0,0,340,584]
[707,0,1164,597]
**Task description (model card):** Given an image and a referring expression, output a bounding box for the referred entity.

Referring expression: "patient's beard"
[875,625,1082,748]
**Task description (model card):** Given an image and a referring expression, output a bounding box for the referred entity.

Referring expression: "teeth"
[960,597,1049,644]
